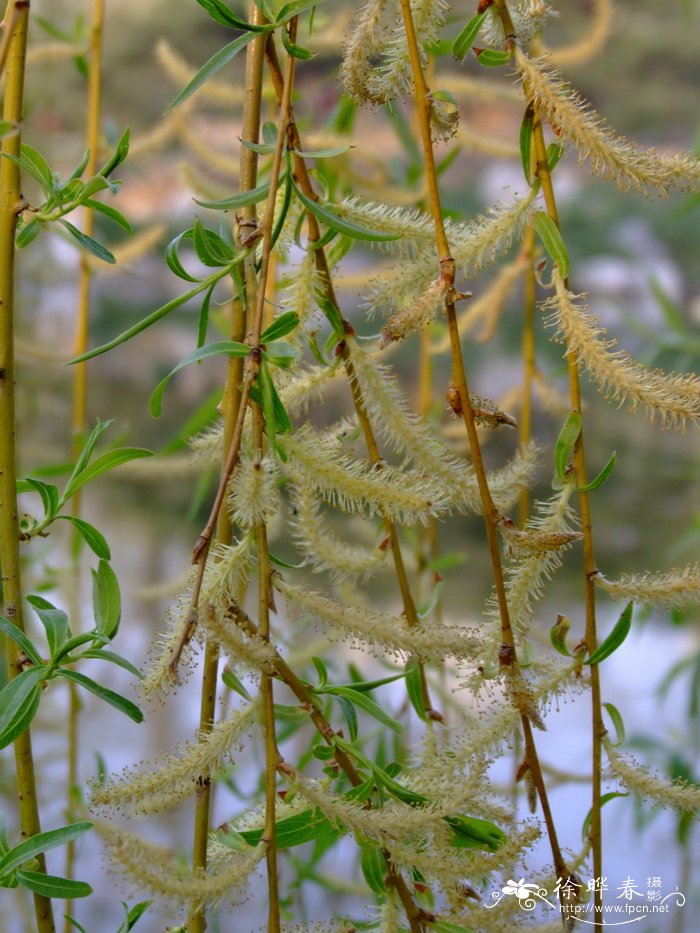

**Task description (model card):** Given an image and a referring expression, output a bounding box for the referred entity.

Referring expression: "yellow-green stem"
[518,224,537,526]
[398,0,570,891]
[64,4,105,916]
[531,106,604,915]
[187,9,268,930]
[0,3,55,931]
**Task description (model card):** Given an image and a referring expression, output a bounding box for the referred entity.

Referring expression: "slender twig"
[0,4,55,931]
[64,3,105,917]
[397,0,570,900]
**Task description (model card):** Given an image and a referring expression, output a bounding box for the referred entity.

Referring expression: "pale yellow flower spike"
[515,48,700,196]
[91,700,260,816]
[155,38,247,107]
[595,563,700,610]
[605,741,700,813]
[546,269,700,429]
[97,822,265,908]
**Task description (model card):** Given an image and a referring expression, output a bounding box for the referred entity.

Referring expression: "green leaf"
[52,631,109,666]
[337,695,358,742]
[194,180,270,211]
[63,447,153,500]
[475,48,512,66]
[281,27,313,59]
[164,32,259,114]
[150,341,249,417]
[369,763,427,805]
[77,649,142,679]
[164,230,203,282]
[97,128,131,179]
[57,670,143,723]
[26,597,72,657]
[195,0,271,31]
[585,602,634,666]
[56,515,111,560]
[547,142,564,173]
[92,559,121,638]
[452,10,487,61]
[70,420,113,481]
[602,702,626,746]
[549,613,572,657]
[577,451,616,493]
[191,219,235,267]
[276,0,329,25]
[311,656,328,687]
[222,668,251,700]
[0,822,92,877]
[0,120,18,140]
[418,578,443,620]
[261,311,300,344]
[320,686,403,733]
[17,144,55,192]
[554,410,581,485]
[293,181,400,243]
[59,220,116,264]
[581,792,628,841]
[0,668,46,750]
[0,616,43,666]
[360,846,388,894]
[534,210,569,278]
[82,198,134,235]
[318,297,345,336]
[444,814,505,852]
[292,145,351,160]
[16,219,43,248]
[15,870,92,899]
[404,658,426,721]
[519,103,535,185]
[20,478,59,521]
[235,808,339,849]
[116,900,152,933]
[70,275,226,362]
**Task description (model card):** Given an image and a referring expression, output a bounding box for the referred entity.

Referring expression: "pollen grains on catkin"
[90,699,260,816]
[340,0,448,106]
[283,426,447,525]
[485,485,579,634]
[515,48,700,196]
[228,453,281,529]
[289,480,388,581]
[481,0,554,50]
[545,268,700,429]
[595,563,700,610]
[604,740,700,813]
[97,821,265,910]
[278,579,484,663]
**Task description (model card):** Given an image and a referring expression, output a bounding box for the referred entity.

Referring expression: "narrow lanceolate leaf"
[581,792,628,842]
[92,559,121,638]
[0,668,46,750]
[602,702,626,746]
[194,180,270,211]
[77,649,142,680]
[164,32,259,113]
[404,658,427,721]
[63,447,153,499]
[554,410,581,485]
[57,515,112,560]
[19,477,59,521]
[57,670,143,723]
[292,145,351,159]
[83,198,134,235]
[234,808,339,849]
[0,616,43,666]
[585,602,633,666]
[16,219,42,248]
[444,815,506,852]
[360,846,388,894]
[475,48,512,67]
[577,450,616,493]
[293,181,401,243]
[0,822,93,876]
[317,685,403,733]
[195,0,271,31]
[519,103,535,184]
[26,598,71,657]
[59,220,116,264]
[534,211,569,277]
[15,871,92,899]
[149,341,249,417]
[261,311,299,344]
[452,11,488,61]
[98,127,131,178]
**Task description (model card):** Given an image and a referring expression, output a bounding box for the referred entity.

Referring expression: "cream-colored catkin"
[278,579,484,662]
[605,741,700,812]
[381,278,446,344]
[545,269,700,429]
[515,48,700,196]
[228,453,280,528]
[595,563,700,610]
[155,38,247,107]
[97,822,265,908]
[289,481,388,580]
[90,699,260,815]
